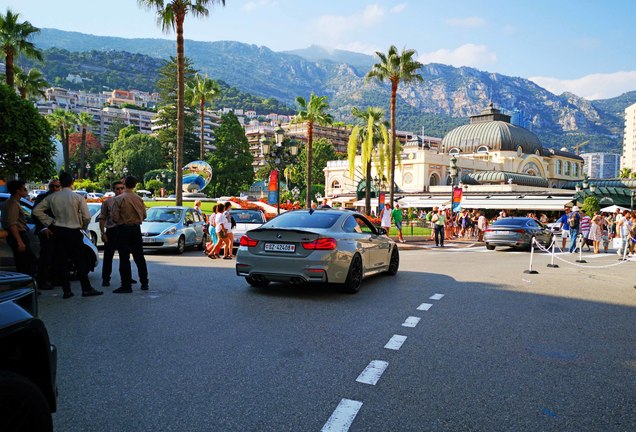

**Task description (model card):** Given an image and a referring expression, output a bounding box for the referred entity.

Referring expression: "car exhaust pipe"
[289,277,305,285]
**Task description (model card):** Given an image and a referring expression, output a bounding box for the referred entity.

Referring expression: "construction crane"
[575,140,590,155]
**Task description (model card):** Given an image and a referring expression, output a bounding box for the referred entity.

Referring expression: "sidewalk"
[391,235,484,251]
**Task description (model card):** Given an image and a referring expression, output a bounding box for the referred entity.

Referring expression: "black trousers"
[116,225,148,289]
[434,224,445,246]
[6,230,36,276]
[51,226,91,293]
[37,231,56,286]
[101,227,118,283]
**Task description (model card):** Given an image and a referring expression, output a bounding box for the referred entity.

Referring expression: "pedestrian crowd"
[0,173,149,298]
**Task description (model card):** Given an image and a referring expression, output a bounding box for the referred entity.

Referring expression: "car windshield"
[492,218,531,227]
[262,210,340,229]
[230,210,264,224]
[145,208,182,223]
[88,204,100,217]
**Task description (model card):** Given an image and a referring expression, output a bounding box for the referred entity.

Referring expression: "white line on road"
[356,360,389,385]
[402,316,421,327]
[384,335,407,350]
[417,303,433,311]
[321,399,363,432]
[429,293,444,300]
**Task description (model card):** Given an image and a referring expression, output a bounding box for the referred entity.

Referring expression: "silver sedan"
[235,209,399,293]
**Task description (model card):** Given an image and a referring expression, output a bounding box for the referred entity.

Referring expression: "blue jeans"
[569,228,579,252]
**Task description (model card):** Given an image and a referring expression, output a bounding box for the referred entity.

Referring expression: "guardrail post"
[524,236,539,274]
[575,233,587,263]
[547,234,559,268]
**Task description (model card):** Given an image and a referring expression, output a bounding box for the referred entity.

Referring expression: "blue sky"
[5,0,636,99]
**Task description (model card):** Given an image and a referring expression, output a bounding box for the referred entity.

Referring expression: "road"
[38,245,636,431]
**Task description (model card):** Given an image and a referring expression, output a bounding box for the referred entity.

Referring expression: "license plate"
[264,243,295,253]
[142,237,155,243]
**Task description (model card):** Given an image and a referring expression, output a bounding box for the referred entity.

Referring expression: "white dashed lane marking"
[321,399,363,432]
[430,293,445,300]
[417,303,433,311]
[402,316,421,327]
[384,335,407,350]
[356,360,389,385]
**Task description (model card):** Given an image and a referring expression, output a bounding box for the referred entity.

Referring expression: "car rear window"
[263,211,340,229]
[230,211,264,224]
[492,218,530,227]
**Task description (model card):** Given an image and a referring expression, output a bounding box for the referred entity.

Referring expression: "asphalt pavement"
[37,244,636,431]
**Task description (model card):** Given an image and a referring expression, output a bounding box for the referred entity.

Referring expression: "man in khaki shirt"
[33,172,103,299]
[112,176,148,293]
[99,180,125,287]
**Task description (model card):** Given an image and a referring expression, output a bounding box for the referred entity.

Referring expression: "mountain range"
[30,28,636,154]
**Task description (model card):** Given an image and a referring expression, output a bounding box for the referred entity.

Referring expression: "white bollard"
[524,236,539,274]
[575,233,587,263]
[547,234,559,268]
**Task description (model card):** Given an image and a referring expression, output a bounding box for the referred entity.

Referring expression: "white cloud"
[241,0,277,13]
[313,4,386,46]
[390,3,407,13]
[418,44,497,69]
[529,71,636,100]
[446,16,486,28]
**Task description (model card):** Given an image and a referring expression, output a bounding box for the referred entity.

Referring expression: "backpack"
[568,212,580,229]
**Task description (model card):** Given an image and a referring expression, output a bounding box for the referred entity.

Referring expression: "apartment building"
[581,152,620,179]
[622,102,636,170]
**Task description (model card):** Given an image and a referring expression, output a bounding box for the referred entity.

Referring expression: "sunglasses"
[115,187,125,190]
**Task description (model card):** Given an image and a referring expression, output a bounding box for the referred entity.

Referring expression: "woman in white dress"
[380,203,392,235]
[588,212,603,254]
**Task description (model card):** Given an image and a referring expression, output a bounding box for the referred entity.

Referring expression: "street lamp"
[449,155,458,213]
[261,133,298,215]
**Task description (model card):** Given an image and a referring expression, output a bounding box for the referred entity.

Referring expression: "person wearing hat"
[568,206,582,253]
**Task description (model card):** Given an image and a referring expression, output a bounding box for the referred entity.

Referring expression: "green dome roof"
[441,121,543,155]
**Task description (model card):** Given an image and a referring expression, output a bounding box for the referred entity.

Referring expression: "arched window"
[572,163,578,176]
[564,161,571,176]
[476,145,489,154]
[555,160,561,175]
[449,147,461,156]
[331,179,341,189]
[429,173,439,186]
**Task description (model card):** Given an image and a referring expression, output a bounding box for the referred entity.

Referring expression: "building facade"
[622,102,636,170]
[581,152,621,179]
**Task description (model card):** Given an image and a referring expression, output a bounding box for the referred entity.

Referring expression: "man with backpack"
[568,206,582,253]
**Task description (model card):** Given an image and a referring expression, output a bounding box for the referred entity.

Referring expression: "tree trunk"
[175,15,185,206]
[390,80,398,206]
[5,52,14,89]
[305,121,313,208]
[365,158,372,216]
[80,127,87,178]
[61,126,70,173]
[200,98,205,160]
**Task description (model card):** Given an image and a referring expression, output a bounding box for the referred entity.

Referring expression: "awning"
[460,195,573,211]
[353,198,379,207]
[331,196,356,204]
[398,196,448,208]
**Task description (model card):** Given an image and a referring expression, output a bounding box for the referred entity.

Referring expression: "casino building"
[324,104,586,211]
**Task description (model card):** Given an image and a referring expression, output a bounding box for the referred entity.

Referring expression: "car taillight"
[514,229,525,233]
[302,237,337,250]
[240,235,259,247]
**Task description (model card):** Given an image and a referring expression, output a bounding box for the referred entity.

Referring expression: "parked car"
[28,189,47,201]
[484,217,552,251]
[86,192,104,202]
[75,190,88,200]
[0,271,57,430]
[0,193,99,272]
[235,208,399,293]
[86,203,103,247]
[228,209,266,248]
[141,206,207,254]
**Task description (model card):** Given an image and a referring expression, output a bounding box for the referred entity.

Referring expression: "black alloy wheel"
[385,247,399,275]
[176,236,185,255]
[341,253,363,294]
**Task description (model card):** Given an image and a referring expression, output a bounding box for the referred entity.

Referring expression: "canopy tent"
[331,196,356,204]
[600,204,630,213]
[353,198,379,207]
[460,195,573,211]
[398,196,449,208]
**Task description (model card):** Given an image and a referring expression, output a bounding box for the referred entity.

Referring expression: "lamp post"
[261,129,298,215]
[449,155,458,213]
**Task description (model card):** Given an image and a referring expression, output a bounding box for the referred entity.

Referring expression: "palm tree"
[0,9,42,88]
[77,112,95,178]
[619,167,633,179]
[138,0,225,206]
[347,106,390,215]
[186,73,221,160]
[291,93,333,207]
[366,45,423,205]
[14,66,48,99]
[47,109,77,173]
